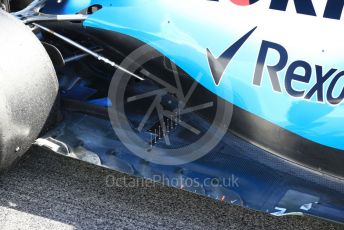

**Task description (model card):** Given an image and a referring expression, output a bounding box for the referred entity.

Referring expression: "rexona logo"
[212,0,344,20]
[207,27,257,85]
[253,41,344,106]
[206,27,344,105]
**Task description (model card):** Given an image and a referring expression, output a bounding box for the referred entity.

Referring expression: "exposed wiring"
[33,23,144,81]
[23,14,87,24]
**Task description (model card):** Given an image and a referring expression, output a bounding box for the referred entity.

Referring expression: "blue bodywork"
[41,0,344,223]
[44,0,344,151]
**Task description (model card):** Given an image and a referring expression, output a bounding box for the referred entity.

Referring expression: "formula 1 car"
[0,0,343,223]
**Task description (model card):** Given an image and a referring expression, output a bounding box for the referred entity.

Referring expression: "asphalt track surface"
[0,148,342,230]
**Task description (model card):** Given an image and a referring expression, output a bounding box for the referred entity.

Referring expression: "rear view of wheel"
[0,11,58,171]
